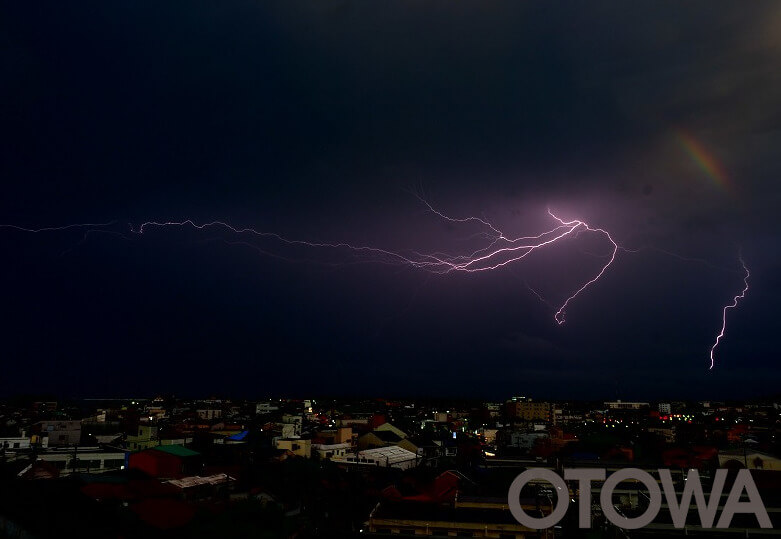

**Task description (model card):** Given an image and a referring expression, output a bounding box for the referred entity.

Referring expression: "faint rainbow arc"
[674,129,731,192]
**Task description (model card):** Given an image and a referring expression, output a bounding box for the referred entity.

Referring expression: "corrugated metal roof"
[166,473,234,489]
[356,446,417,464]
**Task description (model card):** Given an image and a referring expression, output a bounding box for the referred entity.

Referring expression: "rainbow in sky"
[674,129,731,192]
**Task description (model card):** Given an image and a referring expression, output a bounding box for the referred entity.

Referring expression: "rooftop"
[152,445,200,458]
[166,473,234,489]
[355,445,417,464]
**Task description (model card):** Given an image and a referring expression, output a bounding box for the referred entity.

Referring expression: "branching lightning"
[0,201,750,369]
[132,206,618,325]
[709,257,750,369]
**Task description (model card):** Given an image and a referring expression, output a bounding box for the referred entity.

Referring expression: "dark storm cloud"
[1,1,780,398]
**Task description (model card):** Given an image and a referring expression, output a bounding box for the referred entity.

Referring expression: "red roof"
[662,446,717,468]
[128,446,198,478]
[381,471,460,503]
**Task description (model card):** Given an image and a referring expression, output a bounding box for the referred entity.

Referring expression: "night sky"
[2,2,781,400]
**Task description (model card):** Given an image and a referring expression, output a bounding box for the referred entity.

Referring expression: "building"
[357,428,419,454]
[311,427,352,459]
[336,416,371,429]
[0,432,42,451]
[275,438,312,458]
[317,427,352,445]
[658,402,671,414]
[33,421,82,447]
[507,431,548,450]
[508,400,551,422]
[281,413,302,436]
[604,400,649,410]
[647,426,676,443]
[623,469,781,535]
[34,446,126,475]
[196,408,222,421]
[339,446,419,470]
[312,441,351,460]
[433,412,449,423]
[278,423,298,439]
[128,445,201,479]
[478,428,498,445]
[484,402,502,418]
[145,404,167,419]
[126,424,159,451]
[366,495,552,537]
[255,402,279,414]
[166,473,235,500]
[719,450,781,471]
[32,401,58,412]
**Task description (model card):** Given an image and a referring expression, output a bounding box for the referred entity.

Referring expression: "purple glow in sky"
[133,202,620,326]
[0,198,748,370]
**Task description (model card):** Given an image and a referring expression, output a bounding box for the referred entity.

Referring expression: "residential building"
[275,438,312,458]
[281,413,302,436]
[508,400,551,422]
[126,424,159,451]
[311,427,353,459]
[255,402,279,414]
[357,430,418,454]
[33,421,82,447]
[0,432,41,451]
[34,446,126,475]
[312,441,351,460]
[604,400,649,410]
[196,408,222,421]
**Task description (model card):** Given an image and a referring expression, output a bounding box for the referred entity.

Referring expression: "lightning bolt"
[132,204,619,324]
[0,202,752,370]
[709,257,750,370]
[0,221,128,256]
[0,222,115,233]
[546,210,618,324]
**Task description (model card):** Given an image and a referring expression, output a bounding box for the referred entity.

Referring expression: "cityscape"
[1,394,780,537]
